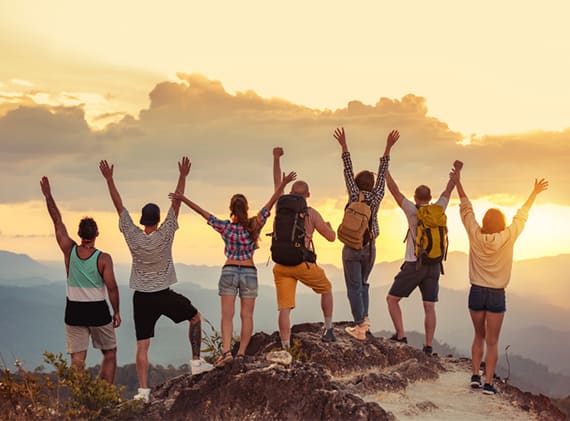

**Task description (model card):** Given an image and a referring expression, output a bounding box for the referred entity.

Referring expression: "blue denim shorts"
[218,265,258,298]
[468,284,506,313]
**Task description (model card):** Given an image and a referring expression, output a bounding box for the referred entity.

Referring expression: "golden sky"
[0,1,569,266]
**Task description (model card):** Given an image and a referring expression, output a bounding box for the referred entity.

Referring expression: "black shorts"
[133,289,198,340]
[388,261,441,302]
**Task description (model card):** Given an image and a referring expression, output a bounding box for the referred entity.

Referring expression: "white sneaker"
[133,387,150,403]
[191,358,214,375]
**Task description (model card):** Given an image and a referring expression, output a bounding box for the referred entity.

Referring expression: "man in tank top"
[40,177,121,384]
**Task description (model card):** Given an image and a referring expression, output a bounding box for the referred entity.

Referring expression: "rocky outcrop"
[140,322,566,420]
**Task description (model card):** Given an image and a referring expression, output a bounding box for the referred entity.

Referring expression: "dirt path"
[365,362,539,420]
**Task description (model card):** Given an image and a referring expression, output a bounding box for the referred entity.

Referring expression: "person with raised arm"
[272,147,337,347]
[332,127,399,340]
[40,176,120,384]
[170,166,296,367]
[384,161,459,354]
[451,165,548,395]
[99,157,213,403]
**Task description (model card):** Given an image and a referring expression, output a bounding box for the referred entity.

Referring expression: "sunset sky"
[1,1,569,269]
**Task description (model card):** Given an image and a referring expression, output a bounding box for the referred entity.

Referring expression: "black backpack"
[270,194,316,266]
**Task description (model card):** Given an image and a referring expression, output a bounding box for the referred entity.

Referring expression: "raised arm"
[168,192,212,220]
[273,147,284,192]
[521,178,549,209]
[171,156,191,218]
[385,170,405,206]
[450,162,467,199]
[333,127,349,154]
[440,160,463,199]
[264,171,297,212]
[99,160,125,215]
[373,129,399,196]
[334,127,358,198]
[100,253,121,328]
[40,177,75,256]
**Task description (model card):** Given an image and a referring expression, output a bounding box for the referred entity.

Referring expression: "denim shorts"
[219,265,258,298]
[468,284,506,313]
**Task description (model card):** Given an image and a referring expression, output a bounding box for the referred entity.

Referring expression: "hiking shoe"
[133,387,150,403]
[363,316,371,333]
[422,345,433,355]
[322,327,337,342]
[191,358,214,375]
[470,374,482,388]
[345,325,366,341]
[389,334,408,344]
[483,383,497,395]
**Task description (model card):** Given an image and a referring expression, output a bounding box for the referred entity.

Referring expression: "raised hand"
[40,176,52,197]
[453,160,464,171]
[273,147,284,158]
[386,129,400,148]
[178,156,191,177]
[533,178,549,195]
[99,160,114,180]
[333,127,347,147]
[282,171,297,186]
[168,192,185,201]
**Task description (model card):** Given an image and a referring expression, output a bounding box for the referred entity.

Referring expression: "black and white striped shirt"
[119,207,178,292]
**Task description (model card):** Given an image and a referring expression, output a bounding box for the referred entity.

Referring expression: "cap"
[140,203,160,226]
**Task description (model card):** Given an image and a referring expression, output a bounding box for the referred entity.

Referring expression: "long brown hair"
[481,208,507,234]
[230,194,262,245]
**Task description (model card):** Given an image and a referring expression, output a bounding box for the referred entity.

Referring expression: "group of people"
[40,128,547,402]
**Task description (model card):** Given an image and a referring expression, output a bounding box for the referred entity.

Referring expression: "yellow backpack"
[415,204,448,271]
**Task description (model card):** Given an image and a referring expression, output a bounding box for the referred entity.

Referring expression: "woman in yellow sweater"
[451,166,548,395]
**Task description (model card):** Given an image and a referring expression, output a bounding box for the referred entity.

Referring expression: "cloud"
[1,73,568,211]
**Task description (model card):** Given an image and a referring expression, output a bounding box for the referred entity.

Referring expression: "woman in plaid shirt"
[170,170,296,366]
[333,127,399,340]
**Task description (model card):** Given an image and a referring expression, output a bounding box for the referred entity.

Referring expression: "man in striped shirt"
[40,176,121,384]
[99,157,212,403]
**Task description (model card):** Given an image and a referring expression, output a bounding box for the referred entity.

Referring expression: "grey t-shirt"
[119,207,178,292]
[401,196,449,262]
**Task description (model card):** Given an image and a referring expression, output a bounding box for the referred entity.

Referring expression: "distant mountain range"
[1,249,569,397]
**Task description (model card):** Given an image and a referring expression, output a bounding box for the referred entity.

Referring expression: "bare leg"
[189,312,202,360]
[423,301,436,347]
[321,291,333,319]
[70,350,87,371]
[136,339,150,388]
[386,295,405,338]
[237,297,256,356]
[469,310,486,376]
[484,311,505,384]
[220,296,236,354]
[278,308,292,344]
[99,347,117,383]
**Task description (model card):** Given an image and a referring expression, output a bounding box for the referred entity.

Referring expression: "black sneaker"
[483,383,497,395]
[389,334,408,344]
[422,345,433,355]
[470,374,482,388]
[322,328,337,342]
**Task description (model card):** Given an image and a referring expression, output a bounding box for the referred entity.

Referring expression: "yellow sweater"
[459,197,529,289]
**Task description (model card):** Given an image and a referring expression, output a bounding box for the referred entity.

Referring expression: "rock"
[140,322,565,421]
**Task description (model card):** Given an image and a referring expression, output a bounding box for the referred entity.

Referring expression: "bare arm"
[273,147,284,192]
[99,160,125,215]
[40,177,75,256]
[449,163,467,199]
[382,129,399,158]
[264,171,297,212]
[100,253,121,328]
[441,160,463,199]
[385,170,405,206]
[168,192,212,220]
[522,178,549,209]
[171,156,191,218]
